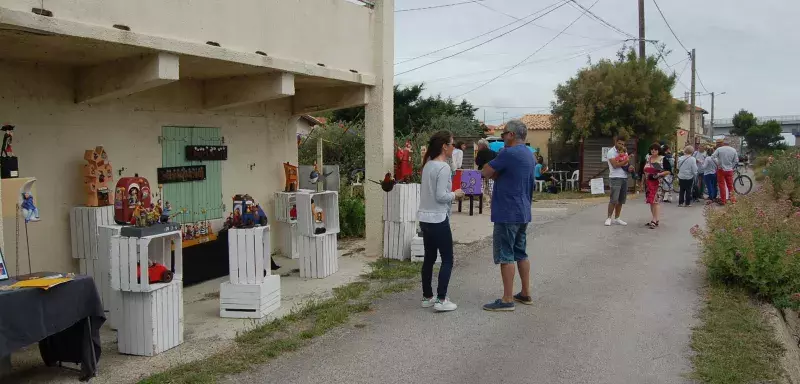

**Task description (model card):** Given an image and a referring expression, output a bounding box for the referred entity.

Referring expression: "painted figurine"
[311,198,326,235]
[283,162,299,192]
[160,201,171,223]
[1,125,14,157]
[394,141,413,182]
[309,162,320,184]
[21,191,40,223]
[289,204,297,221]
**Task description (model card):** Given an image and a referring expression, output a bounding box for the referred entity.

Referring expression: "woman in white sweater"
[418,131,464,312]
[676,146,698,207]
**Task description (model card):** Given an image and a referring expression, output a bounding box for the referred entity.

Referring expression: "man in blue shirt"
[481,120,536,311]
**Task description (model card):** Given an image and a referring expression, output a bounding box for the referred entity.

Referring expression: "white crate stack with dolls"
[219,194,280,319]
[296,190,340,278]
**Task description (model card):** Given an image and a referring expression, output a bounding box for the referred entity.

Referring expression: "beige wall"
[0,60,297,274]
[0,0,374,74]
[678,111,704,132]
[526,130,551,161]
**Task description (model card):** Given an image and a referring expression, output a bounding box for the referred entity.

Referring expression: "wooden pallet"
[70,206,115,259]
[295,191,339,237]
[298,233,338,279]
[117,281,183,356]
[219,276,281,319]
[383,221,416,260]
[383,183,420,222]
[276,221,298,259]
[227,226,271,285]
[110,231,182,293]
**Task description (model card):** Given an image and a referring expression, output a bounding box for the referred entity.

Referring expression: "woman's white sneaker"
[433,298,457,312]
[421,297,436,308]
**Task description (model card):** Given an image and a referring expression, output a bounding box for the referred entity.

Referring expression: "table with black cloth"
[182,234,228,287]
[0,273,105,381]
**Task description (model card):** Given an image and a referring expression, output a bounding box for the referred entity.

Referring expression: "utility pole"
[638,0,646,59]
[501,112,507,124]
[709,92,715,138]
[689,49,697,142]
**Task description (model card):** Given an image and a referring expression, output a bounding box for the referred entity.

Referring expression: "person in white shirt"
[450,141,464,173]
[692,147,707,202]
[711,139,739,205]
[702,147,718,202]
[604,136,634,226]
[676,146,698,207]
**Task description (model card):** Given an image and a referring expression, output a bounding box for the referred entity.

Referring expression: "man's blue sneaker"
[513,293,533,305]
[483,299,515,311]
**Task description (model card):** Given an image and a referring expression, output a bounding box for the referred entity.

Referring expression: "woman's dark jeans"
[420,218,454,300]
[678,178,694,205]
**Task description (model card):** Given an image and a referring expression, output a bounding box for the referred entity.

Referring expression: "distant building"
[496,114,552,159]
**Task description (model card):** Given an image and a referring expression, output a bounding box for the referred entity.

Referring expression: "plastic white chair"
[565,170,579,191]
[535,180,545,192]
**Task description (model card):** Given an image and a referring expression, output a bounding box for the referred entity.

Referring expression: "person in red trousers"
[711,139,739,205]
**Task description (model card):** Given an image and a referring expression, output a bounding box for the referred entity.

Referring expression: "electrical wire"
[395,0,483,13]
[455,0,602,98]
[395,0,567,65]
[675,59,690,90]
[695,69,709,93]
[395,0,572,76]
[650,0,689,53]
[566,0,635,39]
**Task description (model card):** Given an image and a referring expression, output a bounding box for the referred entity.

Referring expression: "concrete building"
[676,104,708,149]
[0,0,394,274]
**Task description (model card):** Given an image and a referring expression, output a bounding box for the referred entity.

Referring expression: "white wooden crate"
[295,191,339,237]
[274,190,311,223]
[70,206,115,259]
[110,231,182,293]
[220,275,281,319]
[117,281,183,356]
[277,221,298,259]
[298,233,338,279]
[98,225,124,329]
[383,221,416,260]
[410,236,441,263]
[384,184,420,222]
[228,226,271,285]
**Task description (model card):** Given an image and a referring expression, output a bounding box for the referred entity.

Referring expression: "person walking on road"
[661,145,675,203]
[480,120,536,312]
[643,143,672,229]
[677,146,698,207]
[604,136,633,226]
[711,139,739,205]
[475,139,497,208]
[418,130,465,312]
[702,147,718,203]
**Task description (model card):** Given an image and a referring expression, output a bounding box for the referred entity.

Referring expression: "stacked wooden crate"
[411,235,441,263]
[275,191,311,259]
[383,184,420,260]
[109,230,183,356]
[220,225,280,319]
[97,225,123,329]
[296,191,340,278]
[70,206,117,318]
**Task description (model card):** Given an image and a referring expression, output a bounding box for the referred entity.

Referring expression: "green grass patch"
[139,260,419,384]
[690,284,785,384]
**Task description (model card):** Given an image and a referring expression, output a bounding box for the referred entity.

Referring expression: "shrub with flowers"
[762,148,800,206]
[692,179,800,305]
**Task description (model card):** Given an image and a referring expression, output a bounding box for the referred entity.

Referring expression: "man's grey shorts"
[609,178,628,204]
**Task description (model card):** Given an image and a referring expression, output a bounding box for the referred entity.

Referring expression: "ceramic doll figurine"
[394,141,413,182]
[20,191,40,223]
[1,125,14,157]
[160,201,171,223]
[311,198,326,235]
[289,205,297,221]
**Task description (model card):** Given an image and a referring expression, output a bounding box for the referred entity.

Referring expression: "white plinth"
[220,275,281,319]
[296,191,340,237]
[277,221,299,259]
[384,184,420,222]
[110,230,182,293]
[81,224,123,329]
[70,206,115,259]
[117,281,183,356]
[298,233,338,279]
[410,236,441,263]
[227,226,271,285]
[383,221,416,261]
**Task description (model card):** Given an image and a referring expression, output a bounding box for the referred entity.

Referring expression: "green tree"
[731,109,757,136]
[745,120,785,151]
[298,122,365,178]
[427,115,482,137]
[551,49,683,143]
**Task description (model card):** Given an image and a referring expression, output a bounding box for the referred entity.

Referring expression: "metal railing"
[709,115,800,126]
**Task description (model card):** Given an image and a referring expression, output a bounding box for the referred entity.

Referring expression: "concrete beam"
[76,52,179,104]
[203,72,294,110]
[292,86,369,115]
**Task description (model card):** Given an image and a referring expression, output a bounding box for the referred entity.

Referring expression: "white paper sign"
[601,147,612,162]
[590,178,605,195]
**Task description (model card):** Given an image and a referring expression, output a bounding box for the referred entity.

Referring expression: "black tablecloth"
[0,273,105,379]
[183,237,228,286]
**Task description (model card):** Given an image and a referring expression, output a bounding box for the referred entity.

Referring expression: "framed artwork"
[0,247,8,281]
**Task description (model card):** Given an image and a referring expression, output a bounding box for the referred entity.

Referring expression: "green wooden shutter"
[161,126,223,224]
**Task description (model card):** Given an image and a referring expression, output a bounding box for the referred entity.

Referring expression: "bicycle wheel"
[734,175,753,195]
[672,177,680,193]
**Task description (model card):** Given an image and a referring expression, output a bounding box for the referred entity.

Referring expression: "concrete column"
[364,0,394,258]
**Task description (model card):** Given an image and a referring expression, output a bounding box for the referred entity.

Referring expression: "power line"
[395,0,566,66]
[395,0,483,13]
[455,0,602,98]
[675,59,690,90]
[695,69,709,93]
[566,0,635,39]
[650,0,689,53]
[395,0,572,76]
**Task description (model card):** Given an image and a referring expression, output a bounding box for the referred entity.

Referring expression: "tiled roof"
[498,114,553,131]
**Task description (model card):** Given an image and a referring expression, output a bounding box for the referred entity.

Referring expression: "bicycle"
[660,174,679,194]
[733,164,753,195]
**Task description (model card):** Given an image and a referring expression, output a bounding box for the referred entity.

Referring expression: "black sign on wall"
[157,165,207,184]
[185,145,228,161]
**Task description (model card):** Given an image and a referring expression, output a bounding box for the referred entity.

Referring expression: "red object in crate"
[136,262,174,284]
[114,174,152,225]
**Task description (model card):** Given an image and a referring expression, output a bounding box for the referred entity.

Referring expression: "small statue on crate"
[20,191,40,223]
[283,162,299,192]
[160,201,172,223]
[1,124,14,157]
[137,261,174,284]
[1,124,19,179]
[311,198,326,235]
[82,146,114,206]
[394,140,413,183]
[289,204,297,221]
[199,221,208,236]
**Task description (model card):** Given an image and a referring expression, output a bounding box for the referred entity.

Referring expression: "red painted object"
[452,170,463,192]
[114,174,152,225]
[137,262,174,284]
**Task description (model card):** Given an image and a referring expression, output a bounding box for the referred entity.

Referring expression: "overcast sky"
[393,0,797,131]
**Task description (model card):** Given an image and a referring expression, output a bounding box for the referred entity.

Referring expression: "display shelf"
[383,221,416,261]
[227,226,271,285]
[79,224,123,329]
[70,206,115,259]
[298,233,338,279]
[219,275,281,319]
[295,191,339,237]
[117,280,183,356]
[410,236,441,263]
[277,221,298,259]
[384,183,420,222]
[274,190,312,224]
[110,230,182,293]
